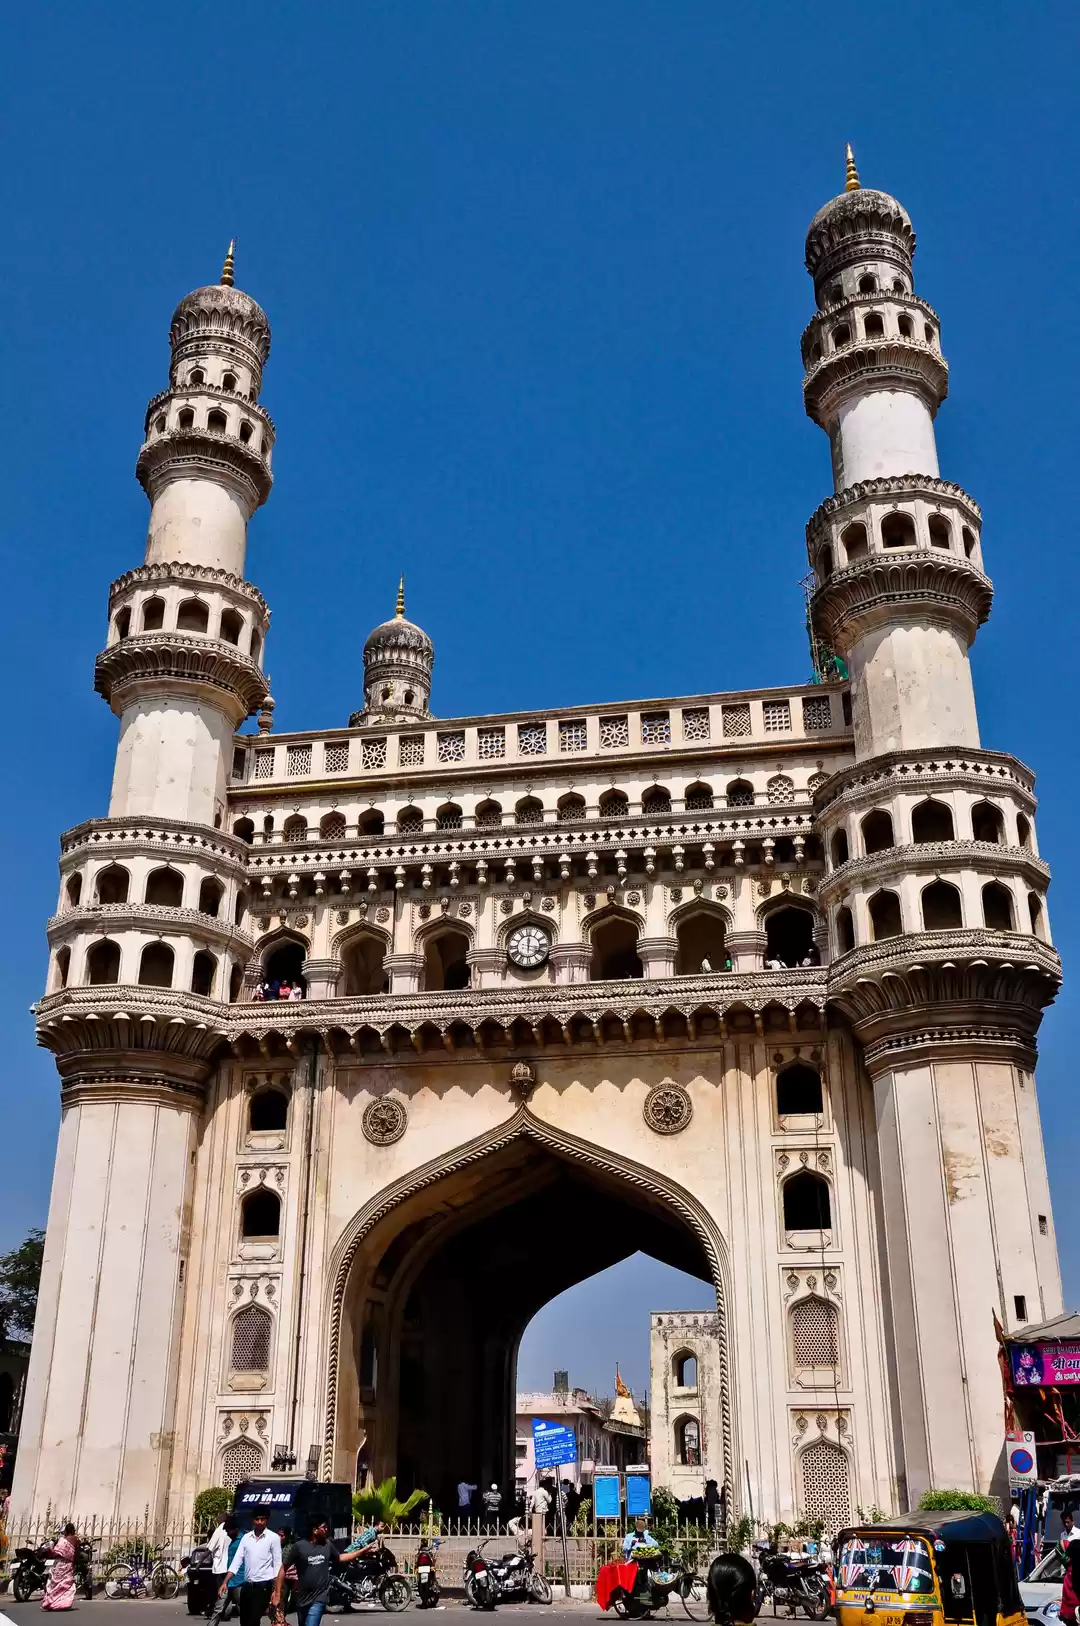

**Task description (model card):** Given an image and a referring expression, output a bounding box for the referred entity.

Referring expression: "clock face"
[507,923,550,969]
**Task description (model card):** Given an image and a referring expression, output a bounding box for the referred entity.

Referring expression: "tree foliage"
[917,1489,1000,1514]
[353,1477,429,1528]
[0,1229,44,1344]
[193,1487,233,1533]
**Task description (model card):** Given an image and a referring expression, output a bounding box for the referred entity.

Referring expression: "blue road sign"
[594,1475,621,1519]
[532,1419,578,1470]
[626,1475,651,1517]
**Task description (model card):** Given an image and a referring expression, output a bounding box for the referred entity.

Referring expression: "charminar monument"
[14,150,1062,1532]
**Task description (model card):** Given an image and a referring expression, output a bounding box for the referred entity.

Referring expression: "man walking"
[219,1511,283,1626]
[282,1520,338,1626]
[207,1517,241,1623]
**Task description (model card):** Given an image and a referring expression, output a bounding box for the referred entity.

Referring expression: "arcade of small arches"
[815,507,979,580]
[109,586,265,665]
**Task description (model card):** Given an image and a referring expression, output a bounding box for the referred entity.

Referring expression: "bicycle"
[104,1541,181,1600]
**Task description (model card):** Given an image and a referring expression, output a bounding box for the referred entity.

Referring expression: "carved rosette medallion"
[643,1082,693,1135]
[362,1096,408,1146]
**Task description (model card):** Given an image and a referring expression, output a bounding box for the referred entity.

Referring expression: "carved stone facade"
[14,161,1063,1532]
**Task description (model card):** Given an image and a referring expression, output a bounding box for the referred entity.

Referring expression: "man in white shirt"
[208,1518,233,1578]
[220,1511,283,1626]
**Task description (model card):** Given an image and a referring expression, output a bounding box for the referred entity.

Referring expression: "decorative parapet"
[818,840,1050,902]
[59,816,253,865]
[136,427,272,510]
[811,551,992,650]
[812,746,1036,817]
[46,903,255,953]
[803,337,948,426]
[107,561,270,620]
[805,474,982,548]
[95,630,269,717]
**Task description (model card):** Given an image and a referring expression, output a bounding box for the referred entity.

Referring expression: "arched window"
[250,629,263,662]
[971,801,1005,843]
[514,797,544,826]
[557,794,585,822]
[436,803,463,830]
[928,515,951,550]
[95,864,130,904]
[219,608,243,644]
[840,522,868,563]
[86,939,121,984]
[590,916,643,981]
[358,809,385,836]
[673,1351,698,1388]
[198,877,223,916]
[249,1089,288,1132]
[767,775,795,805]
[55,945,71,989]
[642,787,672,815]
[264,939,307,993]
[222,371,237,391]
[191,950,216,997]
[777,1064,823,1117]
[800,1438,851,1531]
[207,408,228,433]
[983,882,1015,932]
[229,964,244,1003]
[234,892,248,925]
[320,812,347,841]
[861,809,894,854]
[599,790,629,820]
[962,526,977,559]
[145,868,184,906]
[764,906,818,968]
[881,512,916,549]
[114,607,131,640]
[397,806,423,834]
[924,324,936,345]
[239,421,254,444]
[818,544,833,579]
[831,324,850,348]
[783,1170,832,1231]
[726,779,754,808]
[233,817,254,843]
[178,407,195,430]
[241,1187,281,1239]
[831,829,849,867]
[675,907,727,975]
[897,314,913,338]
[230,1304,272,1374]
[141,596,166,631]
[826,282,842,304]
[422,929,470,991]
[342,933,389,996]
[836,906,855,955]
[189,369,206,386]
[1017,813,1033,850]
[176,598,210,633]
[922,880,962,930]
[1029,893,1046,938]
[858,274,877,294]
[675,1416,701,1467]
[221,1437,264,1492]
[65,872,83,907]
[139,941,174,987]
[474,799,502,828]
[792,1297,839,1375]
[283,815,308,842]
[684,783,713,810]
[912,799,954,843]
[863,313,884,339]
[869,890,903,940]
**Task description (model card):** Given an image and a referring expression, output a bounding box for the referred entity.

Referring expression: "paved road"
[0,1604,620,1626]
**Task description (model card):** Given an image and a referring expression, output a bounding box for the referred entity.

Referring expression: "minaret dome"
[351,577,434,726]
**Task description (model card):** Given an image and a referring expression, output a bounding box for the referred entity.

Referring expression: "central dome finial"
[396,574,406,617]
[220,239,236,287]
[349,580,435,726]
[845,143,860,192]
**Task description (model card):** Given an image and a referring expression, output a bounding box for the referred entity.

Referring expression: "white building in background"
[515,1377,645,1497]
[14,151,1062,1536]
[650,1313,724,1501]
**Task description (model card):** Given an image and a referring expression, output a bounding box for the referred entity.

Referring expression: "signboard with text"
[532,1419,578,1470]
[626,1475,651,1517]
[1011,1343,1080,1388]
[594,1474,621,1519]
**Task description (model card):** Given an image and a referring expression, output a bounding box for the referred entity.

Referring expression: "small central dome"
[169,244,271,367]
[805,151,916,287]
[350,579,434,727]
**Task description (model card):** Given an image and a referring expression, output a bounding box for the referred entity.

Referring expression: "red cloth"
[597,1562,640,1611]
[1061,1567,1078,1626]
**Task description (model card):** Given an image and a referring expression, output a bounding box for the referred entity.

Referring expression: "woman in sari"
[41,1523,79,1611]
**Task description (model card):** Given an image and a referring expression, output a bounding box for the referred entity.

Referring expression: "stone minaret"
[14,250,274,1522]
[805,151,1062,1501]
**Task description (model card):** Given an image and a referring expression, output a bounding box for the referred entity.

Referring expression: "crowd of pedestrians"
[251,980,305,1002]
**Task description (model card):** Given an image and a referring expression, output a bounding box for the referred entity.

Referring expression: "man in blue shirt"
[623,1519,654,1560]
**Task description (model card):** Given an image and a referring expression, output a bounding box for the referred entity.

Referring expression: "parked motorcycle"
[414,1538,441,1609]
[464,1546,497,1610]
[11,1545,52,1603]
[472,1540,553,1605]
[754,1544,831,1620]
[328,1542,411,1613]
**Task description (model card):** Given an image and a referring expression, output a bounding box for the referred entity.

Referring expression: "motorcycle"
[11,1537,95,1602]
[464,1547,497,1610]
[328,1542,411,1613]
[414,1538,441,1609]
[472,1540,553,1605]
[754,1543,831,1620]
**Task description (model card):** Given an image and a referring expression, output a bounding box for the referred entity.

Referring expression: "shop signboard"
[1011,1343,1080,1387]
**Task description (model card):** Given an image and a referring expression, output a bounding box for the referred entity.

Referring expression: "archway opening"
[675,908,728,975]
[764,905,818,968]
[342,932,390,996]
[590,916,643,980]
[423,929,471,991]
[335,1134,721,1512]
[263,939,308,994]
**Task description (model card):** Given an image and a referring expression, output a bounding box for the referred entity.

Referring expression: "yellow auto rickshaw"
[835,1511,1025,1626]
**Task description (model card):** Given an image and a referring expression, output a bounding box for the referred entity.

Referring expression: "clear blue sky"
[4,1,1079,1398]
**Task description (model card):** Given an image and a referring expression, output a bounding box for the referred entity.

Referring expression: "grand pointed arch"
[321,1104,735,1490]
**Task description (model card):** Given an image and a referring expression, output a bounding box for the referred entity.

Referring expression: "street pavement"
[0,1605,616,1626]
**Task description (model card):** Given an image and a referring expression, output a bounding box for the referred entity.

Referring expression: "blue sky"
[3,0,1080,1398]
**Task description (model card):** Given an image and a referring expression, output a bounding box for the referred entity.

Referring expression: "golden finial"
[221,239,236,287]
[845,143,861,192]
[395,575,406,618]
